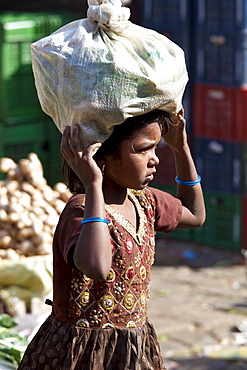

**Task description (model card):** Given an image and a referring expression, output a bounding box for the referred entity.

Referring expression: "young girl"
[18,108,205,370]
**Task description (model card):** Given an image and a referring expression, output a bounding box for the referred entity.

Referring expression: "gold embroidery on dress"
[104,189,146,246]
[81,189,147,246]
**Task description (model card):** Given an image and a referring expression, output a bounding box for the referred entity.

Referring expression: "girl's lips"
[146,174,154,181]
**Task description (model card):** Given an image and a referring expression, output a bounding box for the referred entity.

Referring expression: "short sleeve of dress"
[148,186,182,233]
[53,194,85,266]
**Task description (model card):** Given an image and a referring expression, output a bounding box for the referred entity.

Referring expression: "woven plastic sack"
[31,0,188,146]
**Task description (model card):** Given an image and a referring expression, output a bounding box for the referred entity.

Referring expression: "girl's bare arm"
[162,111,206,229]
[61,125,112,280]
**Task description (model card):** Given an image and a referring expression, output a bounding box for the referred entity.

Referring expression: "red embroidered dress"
[18,187,182,370]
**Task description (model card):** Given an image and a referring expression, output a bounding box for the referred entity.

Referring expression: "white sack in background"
[31,0,188,146]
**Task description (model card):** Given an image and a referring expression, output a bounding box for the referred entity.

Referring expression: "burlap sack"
[31,0,188,146]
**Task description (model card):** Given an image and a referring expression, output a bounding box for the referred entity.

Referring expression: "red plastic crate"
[193,83,247,141]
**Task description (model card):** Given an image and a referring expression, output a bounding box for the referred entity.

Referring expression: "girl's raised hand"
[60,125,103,189]
[162,109,188,153]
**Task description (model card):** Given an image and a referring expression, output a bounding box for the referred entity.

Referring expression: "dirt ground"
[149,238,247,370]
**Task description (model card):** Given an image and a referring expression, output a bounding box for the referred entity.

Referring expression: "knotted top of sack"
[87,0,131,32]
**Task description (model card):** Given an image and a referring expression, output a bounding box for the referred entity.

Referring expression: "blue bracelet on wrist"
[80,217,109,225]
[175,175,201,186]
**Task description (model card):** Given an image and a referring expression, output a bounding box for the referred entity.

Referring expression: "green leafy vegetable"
[0,314,28,366]
[0,314,16,329]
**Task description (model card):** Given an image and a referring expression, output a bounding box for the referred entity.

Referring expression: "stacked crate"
[0,12,76,185]
[141,0,246,251]
[192,0,246,250]
[142,0,193,129]
[141,0,195,241]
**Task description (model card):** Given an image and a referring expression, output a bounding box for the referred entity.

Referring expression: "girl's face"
[104,121,161,191]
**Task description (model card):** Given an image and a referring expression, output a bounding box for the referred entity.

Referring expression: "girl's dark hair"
[62,109,173,194]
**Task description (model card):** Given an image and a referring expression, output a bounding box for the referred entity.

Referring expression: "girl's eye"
[138,147,149,153]
[134,142,158,153]
[137,144,158,153]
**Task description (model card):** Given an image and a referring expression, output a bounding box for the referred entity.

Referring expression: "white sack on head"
[31,0,188,147]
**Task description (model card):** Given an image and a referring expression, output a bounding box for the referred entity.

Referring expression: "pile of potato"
[0,153,72,260]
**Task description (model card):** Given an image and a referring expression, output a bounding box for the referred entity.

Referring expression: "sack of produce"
[31,0,188,146]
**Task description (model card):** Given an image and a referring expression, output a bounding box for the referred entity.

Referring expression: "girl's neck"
[103,187,137,229]
[102,178,128,205]
[103,186,128,205]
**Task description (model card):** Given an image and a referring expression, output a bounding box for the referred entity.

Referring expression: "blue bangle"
[80,217,109,225]
[175,175,201,186]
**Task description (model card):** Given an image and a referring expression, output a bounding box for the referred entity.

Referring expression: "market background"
[0,1,247,369]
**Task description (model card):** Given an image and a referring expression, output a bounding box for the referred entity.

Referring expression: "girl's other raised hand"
[60,125,103,189]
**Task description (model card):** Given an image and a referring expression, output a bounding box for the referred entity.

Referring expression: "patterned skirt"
[17,315,166,370]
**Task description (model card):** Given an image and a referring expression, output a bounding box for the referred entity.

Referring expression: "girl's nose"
[149,151,159,167]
